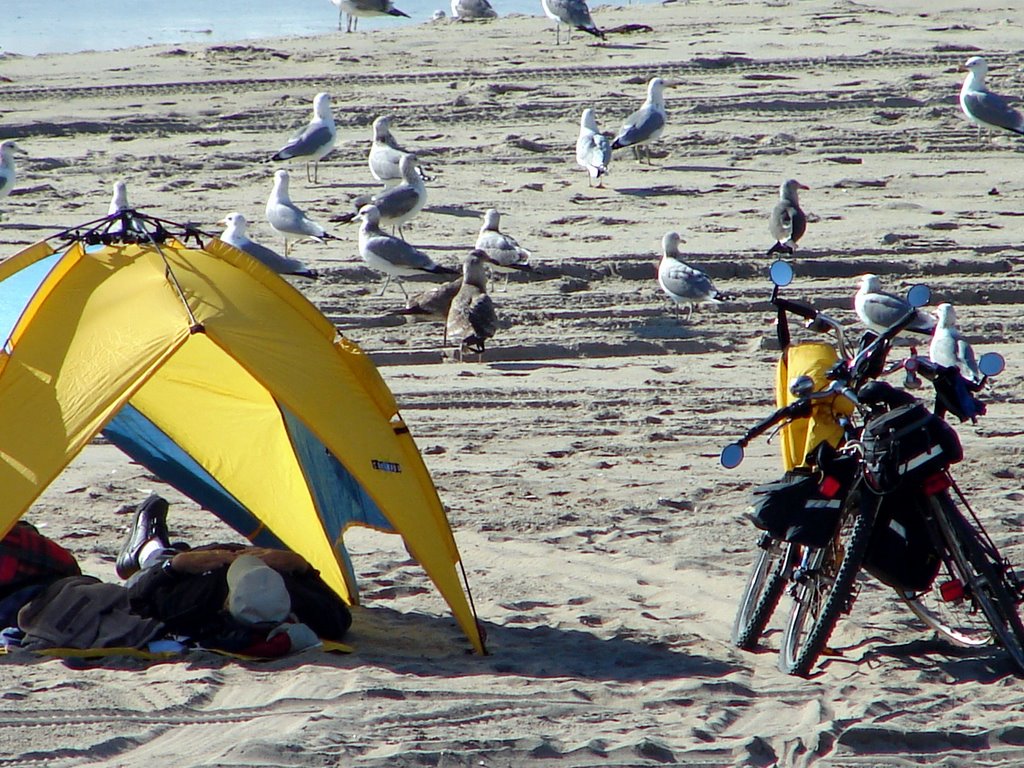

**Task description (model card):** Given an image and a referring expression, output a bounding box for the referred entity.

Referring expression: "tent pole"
[457,559,489,655]
[137,223,204,332]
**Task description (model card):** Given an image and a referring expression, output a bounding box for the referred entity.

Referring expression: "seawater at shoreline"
[3,0,655,56]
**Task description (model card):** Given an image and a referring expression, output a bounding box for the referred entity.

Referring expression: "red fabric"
[238,631,291,658]
[0,522,81,591]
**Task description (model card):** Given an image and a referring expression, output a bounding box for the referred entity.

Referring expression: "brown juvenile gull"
[767,179,809,256]
[540,0,604,44]
[576,108,612,187]
[960,55,1024,139]
[657,231,733,322]
[356,204,457,297]
[474,208,533,291]
[929,303,982,383]
[854,273,935,335]
[390,278,464,346]
[271,93,336,184]
[611,77,667,164]
[447,249,498,362]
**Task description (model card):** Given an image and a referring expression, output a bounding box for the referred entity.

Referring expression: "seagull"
[368,115,416,187]
[960,56,1024,139]
[220,212,318,278]
[265,170,335,255]
[0,140,26,205]
[390,277,465,347]
[356,204,457,297]
[576,108,612,188]
[767,179,809,256]
[452,0,497,19]
[930,303,982,383]
[333,0,410,33]
[108,179,131,215]
[340,153,427,237]
[271,92,336,184]
[105,180,149,237]
[474,208,533,291]
[854,274,936,335]
[611,77,667,163]
[657,232,733,322]
[540,0,604,44]
[447,249,498,362]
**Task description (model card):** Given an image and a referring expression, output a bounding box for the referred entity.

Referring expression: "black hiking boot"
[116,494,171,579]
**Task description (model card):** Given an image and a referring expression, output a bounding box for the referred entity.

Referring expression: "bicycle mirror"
[720,443,745,469]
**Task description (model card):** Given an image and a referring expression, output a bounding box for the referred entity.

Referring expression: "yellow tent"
[0,211,485,654]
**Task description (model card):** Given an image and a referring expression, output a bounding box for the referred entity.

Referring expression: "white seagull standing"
[271,92,336,184]
[854,274,935,335]
[611,77,667,163]
[767,179,810,256]
[929,303,982,383]
[265,170,335,255]
[0,140,26,208]
[368,115,416,187]
[474,208,533,290]
[332,0,410,33]
[576,108,612,187]
[452,0,497,19]
[220,212,318,278]
[356,204,457,297]
[960,56,1024,139]
[106,179,148,237]
[540,0,604,44]
[342,153,427,237]
[657,232,733,322]
[108,180,132,215]
[447,249,498,362]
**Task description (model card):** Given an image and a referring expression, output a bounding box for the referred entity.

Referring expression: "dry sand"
[3,0,1024,765]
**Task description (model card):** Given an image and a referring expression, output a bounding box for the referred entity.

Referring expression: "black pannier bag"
[747,462,853,548]
[862,489,941,592]
[862,402,963,491]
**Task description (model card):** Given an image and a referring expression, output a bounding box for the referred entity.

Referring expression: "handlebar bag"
[863,489,941,592]
[862,402,963,490]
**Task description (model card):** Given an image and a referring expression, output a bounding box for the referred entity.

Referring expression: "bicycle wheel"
[778,490,876,677]
[732,533,793,650]
[931,493,1024,673]
[900,587,992,648]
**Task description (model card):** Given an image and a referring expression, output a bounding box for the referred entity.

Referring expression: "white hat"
[226,554,291,626]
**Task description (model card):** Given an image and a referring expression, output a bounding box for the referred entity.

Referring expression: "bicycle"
[723,266,1017,676]
[773,328,1013,676]
[725,261,856,651]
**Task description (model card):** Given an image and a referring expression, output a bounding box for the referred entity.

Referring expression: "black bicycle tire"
[778,491,876,676]
[932,493,1024,674]
[732,536,792,650]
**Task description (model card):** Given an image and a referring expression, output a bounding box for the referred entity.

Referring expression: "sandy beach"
[3,1,1024,765]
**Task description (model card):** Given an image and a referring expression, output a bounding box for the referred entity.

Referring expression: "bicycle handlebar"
[737,384,854,447]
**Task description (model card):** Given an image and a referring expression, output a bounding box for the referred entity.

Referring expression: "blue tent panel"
[104,403,289,549]
[0,252,61,344]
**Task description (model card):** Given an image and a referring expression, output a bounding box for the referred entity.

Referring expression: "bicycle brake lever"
[765,422,785,445]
